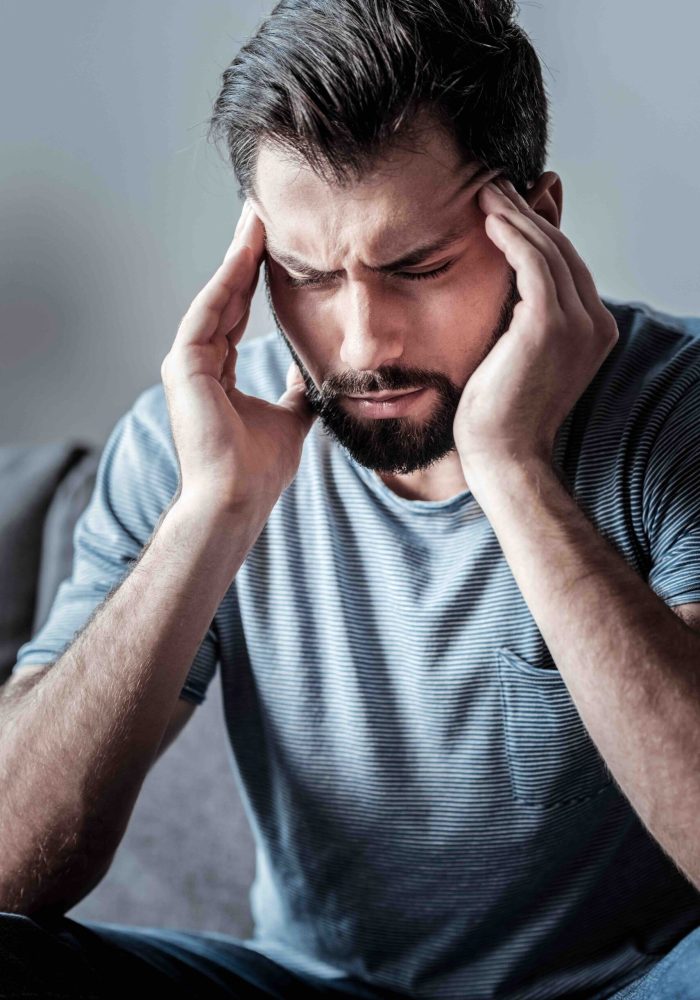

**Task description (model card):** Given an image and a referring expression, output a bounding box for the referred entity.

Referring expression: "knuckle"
[160,353,174,381]
[576,311,595,335]
[549,310,568,335]
[524,243,545,266]
[595,308,618,340]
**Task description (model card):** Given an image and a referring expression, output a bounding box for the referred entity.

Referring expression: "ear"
[525,171,563,229]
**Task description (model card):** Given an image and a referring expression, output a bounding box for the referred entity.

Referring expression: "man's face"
[250,122,520,476]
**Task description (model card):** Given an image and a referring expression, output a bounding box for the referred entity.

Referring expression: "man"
[4,1,700,998]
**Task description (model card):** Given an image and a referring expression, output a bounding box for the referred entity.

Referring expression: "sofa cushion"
[33,449,100,635]
[0,443,89,683]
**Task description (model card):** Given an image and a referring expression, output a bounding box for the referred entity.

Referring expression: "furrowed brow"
[264,222,470,279]
[261,163,500,279]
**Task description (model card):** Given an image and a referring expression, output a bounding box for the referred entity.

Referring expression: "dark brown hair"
[205,0,550,200]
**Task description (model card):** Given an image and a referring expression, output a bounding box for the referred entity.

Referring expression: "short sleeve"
[644,375,700,607]
[13,384,219,705]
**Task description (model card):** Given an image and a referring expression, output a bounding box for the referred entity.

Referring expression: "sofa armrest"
[33,449,100,635]
[0,442,91,683]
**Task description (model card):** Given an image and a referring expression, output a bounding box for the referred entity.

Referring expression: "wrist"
[169,488,273,535]
[462,453,554,503]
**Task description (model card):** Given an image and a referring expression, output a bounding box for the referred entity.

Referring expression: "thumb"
[277,360,317,431]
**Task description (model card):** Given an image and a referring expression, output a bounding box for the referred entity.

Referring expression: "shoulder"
[602,296,700,367]
[562,298,700,512]
[581,297,700,522]
[588,297,700,428]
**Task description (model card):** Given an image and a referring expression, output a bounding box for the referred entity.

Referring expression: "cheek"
[434,261,511,370]
[442,250,506,320]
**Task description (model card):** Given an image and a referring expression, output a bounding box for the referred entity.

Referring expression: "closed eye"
[284,259,455,289]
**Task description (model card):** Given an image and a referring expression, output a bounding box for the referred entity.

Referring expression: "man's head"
[206,0,561,477]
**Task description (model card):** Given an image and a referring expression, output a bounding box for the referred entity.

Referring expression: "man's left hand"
[453,176,619,479]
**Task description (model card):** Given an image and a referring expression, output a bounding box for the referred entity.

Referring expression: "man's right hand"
[160,199,317,516]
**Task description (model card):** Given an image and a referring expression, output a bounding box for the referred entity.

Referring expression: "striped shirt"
[15,296,700,999]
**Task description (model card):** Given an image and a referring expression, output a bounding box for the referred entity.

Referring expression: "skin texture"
[248,120,562,501]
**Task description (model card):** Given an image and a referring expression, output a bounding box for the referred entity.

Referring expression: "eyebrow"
[264,220,475,279]
[261,165,500,279]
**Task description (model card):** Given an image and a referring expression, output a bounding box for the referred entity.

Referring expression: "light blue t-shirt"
[15,296,700,999]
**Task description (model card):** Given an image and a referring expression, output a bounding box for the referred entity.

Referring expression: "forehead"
[251,130,491,260]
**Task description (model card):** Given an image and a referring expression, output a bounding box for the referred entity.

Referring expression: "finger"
[174,210,260,350]
[217,264,257,339]
[216,214,264,338]
[494,178,607,321]
[225,199,253,263]
[220,297,252,395]
[482,213,561,318]
[228,202,264,292]
[277,362,317,432]
[481,183,587,321]
[456,166,504,201]
[285,359,304,392]
[174,249,255,350]
[237,202,266,263]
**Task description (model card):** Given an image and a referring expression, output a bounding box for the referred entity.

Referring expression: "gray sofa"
[0,441,256,937]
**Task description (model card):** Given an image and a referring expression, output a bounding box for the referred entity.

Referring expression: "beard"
[263,267,520,475]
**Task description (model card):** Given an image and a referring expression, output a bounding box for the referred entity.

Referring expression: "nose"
[337,280,404,373]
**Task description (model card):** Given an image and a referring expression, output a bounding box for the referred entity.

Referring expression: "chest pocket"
[497,647,613,809]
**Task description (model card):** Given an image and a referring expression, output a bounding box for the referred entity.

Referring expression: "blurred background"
[2,0,699,447]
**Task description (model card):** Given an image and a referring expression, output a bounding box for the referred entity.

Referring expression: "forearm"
[468,457,700,886]
[0,493,268,916]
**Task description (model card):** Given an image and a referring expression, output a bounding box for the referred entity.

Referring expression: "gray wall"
[1,0,699,447]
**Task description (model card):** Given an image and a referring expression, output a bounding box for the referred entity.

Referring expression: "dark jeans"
[605,922,700,999]
[2,910,700,999]
[0,911,407,999]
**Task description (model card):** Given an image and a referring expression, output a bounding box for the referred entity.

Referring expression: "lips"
[342,387,429,417]
[346,389,420,401]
